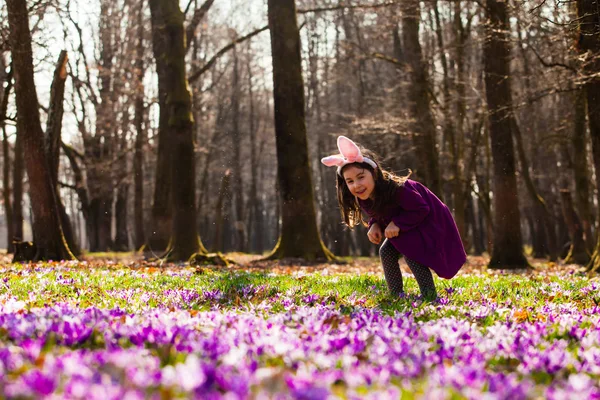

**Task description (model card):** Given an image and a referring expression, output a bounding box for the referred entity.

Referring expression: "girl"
[322,136,466,298]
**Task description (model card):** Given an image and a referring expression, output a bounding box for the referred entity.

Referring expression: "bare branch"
[184,0,194,17]
[58,181,78,190]
[185,0,216,54]
[65,2,99,106]
[61,141,85,161]
[189,25,269,83]
[370,52,404,66]
[527,0,548,14]
[528,43,577,72]
[298,1,399,14]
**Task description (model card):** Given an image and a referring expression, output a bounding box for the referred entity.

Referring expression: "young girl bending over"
[322,136,466,298]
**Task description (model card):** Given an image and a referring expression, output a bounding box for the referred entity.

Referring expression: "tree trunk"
[512,118,558,261]
[197,125,217,234]
[46,51,68,189]
[572,89,594,251]
[401,0,443,199]
[578,0,600,272]
[86,136,113,252]
[483,0,528,268]
[340,7,365,115]
[454,1,476,251]
[1,61,13,251]
[467,193,484,255]
[266,0,334,261]
[230,45,246,252]
[6,0,73,260]
[246,55,262,254]
[531,205,549,258]
[433,0,467,247]
[512,9,558,261]
[113,109,130,251]
[149,0,205,261]
[560,189,590,264]
[114,182,129,251]
[213,170,231,252]
[133,0,146,251]
[46,50,80,256]
[12,118,24,241]
[148,0,172,253]
[61,142,90,235]
[476,173,493,255]
[85,1,116,252]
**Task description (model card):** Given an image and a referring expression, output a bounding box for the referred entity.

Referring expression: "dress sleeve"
[390,184,430,231]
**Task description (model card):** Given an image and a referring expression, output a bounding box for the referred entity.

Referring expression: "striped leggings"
[379,239,437,297]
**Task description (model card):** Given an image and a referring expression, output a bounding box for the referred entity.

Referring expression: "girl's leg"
[379,239,403,295]
[404,257,437,298]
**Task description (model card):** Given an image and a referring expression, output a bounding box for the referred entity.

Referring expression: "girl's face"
[342,165,376,200]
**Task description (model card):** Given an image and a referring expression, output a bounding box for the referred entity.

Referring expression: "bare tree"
[0,56,13,251]
[401,0,442,198]
[483,0,528,268]
[6,0,73,260]
[266,0,334,260]
[149,0,206,261]
[133,0,146,250]
[577,0,600,272]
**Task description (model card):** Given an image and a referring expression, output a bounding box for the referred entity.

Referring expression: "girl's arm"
[390,185,430,231]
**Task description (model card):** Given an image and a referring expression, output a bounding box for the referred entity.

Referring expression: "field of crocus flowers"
[0,253,599,399]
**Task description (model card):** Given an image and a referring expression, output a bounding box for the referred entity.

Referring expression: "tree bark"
[1,61,13,251]
[213,170,231,252]
[560,189,590,264]
[113,109,130,251]
[433,0,467,248]
[149,0,205,261]
[12,116,24,242]
[483,0,528,268]
[46,50,80,256]
[246,55,262,254]
[46,51,68,188]
[6,0,73,260]
[572,89,594,251]
[61,143,90,225]
[512,8,558,261]
[512,118,558,261]
[230,45,246,251]
[401,0,443,199]
[577,0,600,273]
[148,0,172,252]
[266,0,334,261]
[85,0,115,252]
[133,0,146,250]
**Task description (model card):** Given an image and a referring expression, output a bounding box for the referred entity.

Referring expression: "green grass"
[1,261,596,323]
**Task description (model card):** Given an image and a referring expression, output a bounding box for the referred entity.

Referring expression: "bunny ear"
[321,155,346,167]
[337,136,363,163]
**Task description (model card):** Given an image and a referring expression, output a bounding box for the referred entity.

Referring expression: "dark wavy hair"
[336,148,411,228]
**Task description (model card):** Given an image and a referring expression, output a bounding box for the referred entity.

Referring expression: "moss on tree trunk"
[149,0,206,262]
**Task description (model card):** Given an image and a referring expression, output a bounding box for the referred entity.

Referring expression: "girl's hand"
[385,221,400,239]
[368,223,382,244]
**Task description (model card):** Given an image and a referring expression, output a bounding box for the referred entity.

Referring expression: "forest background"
[1,0,600,271]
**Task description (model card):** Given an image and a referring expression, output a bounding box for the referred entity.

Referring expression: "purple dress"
[358,179,466,279]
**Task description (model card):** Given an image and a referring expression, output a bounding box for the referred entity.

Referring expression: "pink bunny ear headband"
[321,136,377,176]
